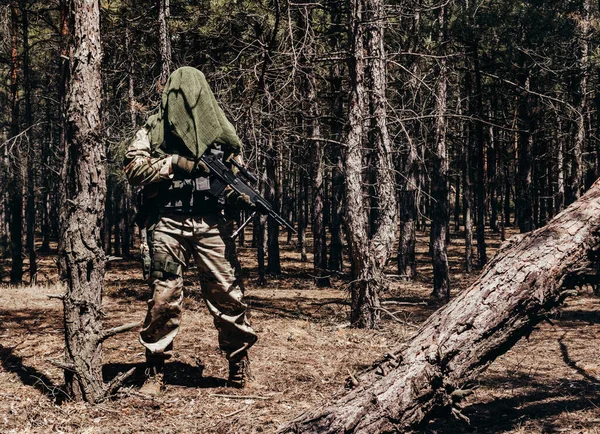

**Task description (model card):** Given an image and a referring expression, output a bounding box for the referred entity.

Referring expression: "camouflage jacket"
[123,127,174,186]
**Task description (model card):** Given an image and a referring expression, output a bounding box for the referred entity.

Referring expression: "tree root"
[102,367,136,401]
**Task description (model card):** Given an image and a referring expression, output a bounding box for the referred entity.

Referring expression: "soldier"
[124,67,258,395]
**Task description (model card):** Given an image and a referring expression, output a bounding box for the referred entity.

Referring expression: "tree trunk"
[297,168,308,262]
[157,0,171,86]
[327,0,345,272]
[0,150,8,255]
[103,181,112,255]
[398,143,417,279]
[285,148,295,246]
[516,62,534,233]
[595,70,600,189]
[9,0,23,284]
[304,57,329,286]
[282,177,600,433]
[296,2,329,285]
[488,115,498,232]
[346,0,374,327]
[40,94,53,254]
[266,138,281,275]
[122,184,133,258]
[555,113,566,214]
[399,6,421,275]
[346,0,397,328]
[504,159,512,228]
[257,153,268,285]
[20,1,36,283]
[113,186,122,257]
[462,74,474,273]
[58,0,134,402]
[472,41,487,266]
[566,0,590,205]
[430,5,450,300]
[125,13,136,128]
[453,172,460,233]
[329,156,344,272]
[398,99,418,279]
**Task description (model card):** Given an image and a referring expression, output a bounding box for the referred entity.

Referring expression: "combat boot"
[139,358,165,396]
[227,352,252,388]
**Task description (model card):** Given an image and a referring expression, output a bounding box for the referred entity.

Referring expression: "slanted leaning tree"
[57,0,136,402]
[281,177,600,433]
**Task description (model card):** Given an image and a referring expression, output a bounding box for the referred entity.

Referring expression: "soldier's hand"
[171,155,210,178]
[225,187,256,211]
[235,193,256,210]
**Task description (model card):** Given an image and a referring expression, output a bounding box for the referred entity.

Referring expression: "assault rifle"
[201,151,297,238]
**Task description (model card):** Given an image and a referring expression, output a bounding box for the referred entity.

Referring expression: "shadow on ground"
[103,361,226,390]
[426,369,600,433]
[0,343,68,403]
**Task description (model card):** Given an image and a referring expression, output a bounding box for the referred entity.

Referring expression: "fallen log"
[281,179,600,433]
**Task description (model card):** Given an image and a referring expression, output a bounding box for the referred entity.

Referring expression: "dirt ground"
[1,228,599,433]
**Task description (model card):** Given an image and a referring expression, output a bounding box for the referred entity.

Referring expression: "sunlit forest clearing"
[1,229,599,433]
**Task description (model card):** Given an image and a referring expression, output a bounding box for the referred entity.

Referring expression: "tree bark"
[103,180,112,255]
[555,112,566,214]
[113,186,122,257]
[398,6,421,278]
[58,0,134,402]
[21,1,36,283]
[257,152,268,285]
[346,0,397,328]
[125,12,136,128]
[472,41,487,266]
[281,177,600,434]
[329,156,344,272]
[566,0,590,205]
[453,172,461,233]
[462,71,474,272]
[266,137,281,275]
[488,98,498,233]
[297,167,308,262]
[327,0,345,273]
[516,60,534,233]
[157,0,171,86]
[398,140,417,279]
[296,5,328,284]
[430,5,450,300]
[40,92,53,254]
[9,0,23,284]
[306,66,329,286]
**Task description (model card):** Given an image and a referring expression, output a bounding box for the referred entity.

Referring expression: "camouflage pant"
[140,213,257,361]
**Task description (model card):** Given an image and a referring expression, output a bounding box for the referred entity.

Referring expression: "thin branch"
[208,393,273,400]
[47,359,76,372]
[98,322,141,343]
[482,71,579,114]
[381,300,428,306]
[374,307,418,329]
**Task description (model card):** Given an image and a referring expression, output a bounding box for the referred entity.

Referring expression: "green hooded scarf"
[146,67,242,158]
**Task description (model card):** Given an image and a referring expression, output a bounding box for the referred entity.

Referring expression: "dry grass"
[1,227,599,433]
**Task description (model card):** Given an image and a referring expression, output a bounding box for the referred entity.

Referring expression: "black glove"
[225,187,257,211]
[235,193,257,210]
[171,155,210,178]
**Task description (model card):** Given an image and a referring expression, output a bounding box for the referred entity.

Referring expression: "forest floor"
[1,227,600,433]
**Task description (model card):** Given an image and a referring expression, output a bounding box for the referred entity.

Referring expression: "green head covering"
[146,66,242,157]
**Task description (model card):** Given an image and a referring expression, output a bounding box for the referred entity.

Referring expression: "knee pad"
[150,253,183,279]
